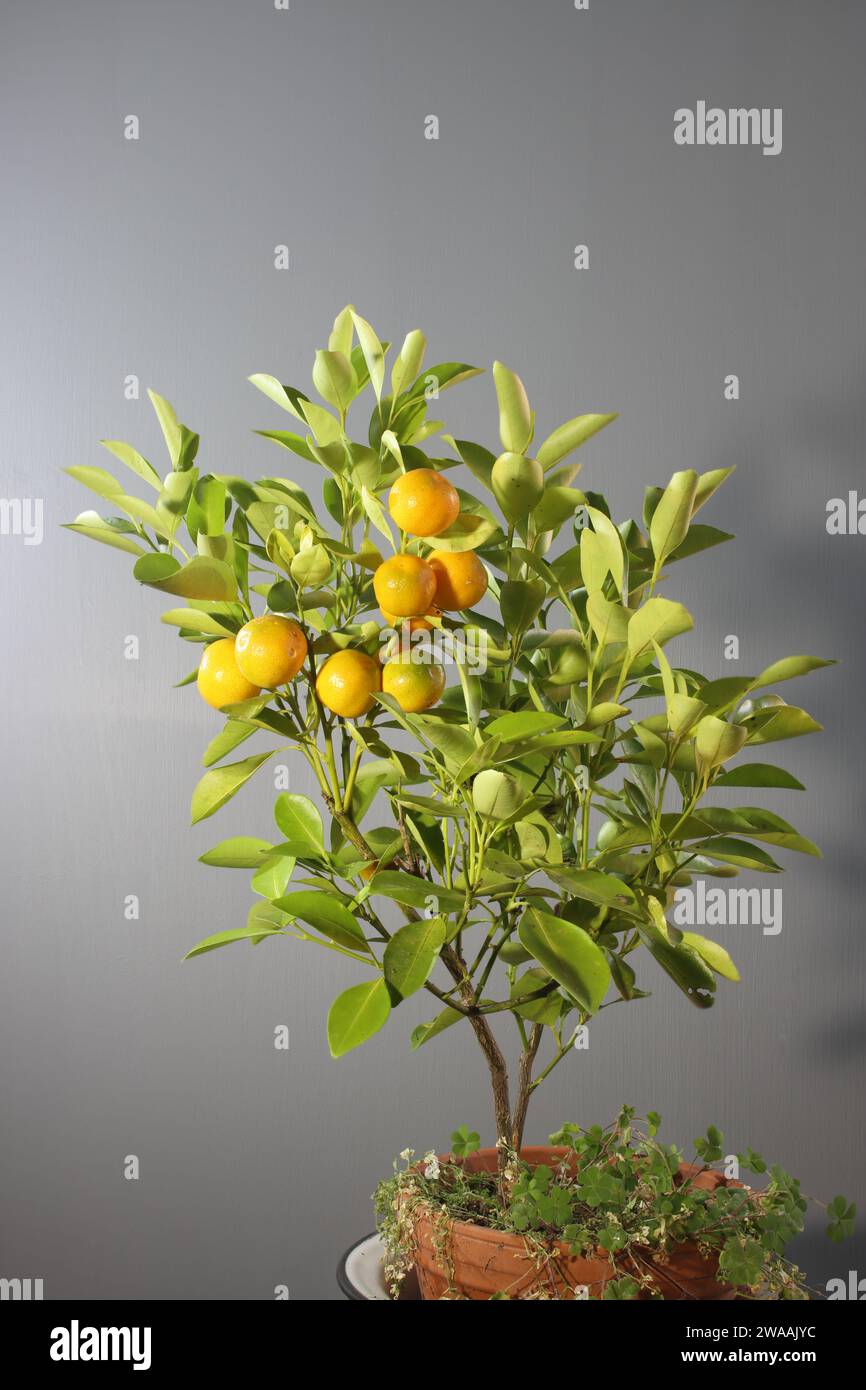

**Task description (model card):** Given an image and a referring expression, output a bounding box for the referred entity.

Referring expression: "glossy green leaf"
[190,751,275,823]
[518,908,611,1014]
[134,553,237,601]
[328,979,391,1058]
[366,870,463,911]
[492,361,532,454]
[184,923,283,959]
[383,917,446,1001]
[713,763,805,791]
[754,655,835,688]
[650,470,698,570]
[350,311,385,402]
[199,836,274,868]
[536,413,617,471]
[680,932,740,982]
[274,890,369,952]
[628,597,693,656]
[100,440,162,490]
[63,513,147,556]
[273,793,325,857]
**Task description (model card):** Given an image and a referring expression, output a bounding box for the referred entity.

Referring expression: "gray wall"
[1,0,864,1299]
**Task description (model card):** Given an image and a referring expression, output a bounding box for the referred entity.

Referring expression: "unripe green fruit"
[550,647,588,684]
[500,940,533,965]
[731,698,755,724]
[595,819,620,852]
[754,693,786,710]
[491,452,544,523]
[472,769,523,820]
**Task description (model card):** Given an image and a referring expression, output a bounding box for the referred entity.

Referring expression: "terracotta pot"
[625,1163,743,1301]
[409,1147,740,1301]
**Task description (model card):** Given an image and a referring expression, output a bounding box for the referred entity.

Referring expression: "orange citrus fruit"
[373,554,437,617]
[197,638,262,710]
[234,614,307,688]
[382,653,446,712]
[429,551,488,611]
[316,649,381,718]
[388,468,460,537]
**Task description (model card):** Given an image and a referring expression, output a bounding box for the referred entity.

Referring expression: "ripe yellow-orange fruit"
[429,550,488,611]
[382,653,446,713]
[388,468,460,537]
[316,649,381,718]
[234,614,307,688]
[197,638,262,710]
[373,554,437,618]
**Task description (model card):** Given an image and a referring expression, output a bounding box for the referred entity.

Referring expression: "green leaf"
[639,905,716,1008]
[695,837,783,872]
[587,593,630,648]
[486,712,565,740]
[649,470,698,570]
[383,917,446,1001]
[501,579,546,631]
[713,763,805,791]
[328,978,391,1058]
[273,793,325,857]
[518,908,611,1014]
[390,329,427,399]
[248,373,309,419]
[695,715,748,772]
[548,867,640,916]
[366,870,463,911]
[404,363,483,402]
[359,484,394,544]
[199,836,274,868]
[100,440,162,490]
[627,597,694,656]
[754,655,836,688]
[492,361,532,454]
[680,932,740,982]
[63,512,147,556]
[161,607,236,637]
[64,464,125,502]
[134,553,237,601]
[255,429,317,463]
[585,507,624,592]
[184,923,283,959]
[190,751,274,824]
[411,1005,463,1049]
[536,414,617,471]
[274,889,369,952]
[448,438,495,490]
[312,349,357,414]
[746,706,822,743]
[251,852,296,900]
[350,311,385,402]
[510,968,562,1025]
[534,486,586,532]
[691,466,735,515]
[147,389,183,467]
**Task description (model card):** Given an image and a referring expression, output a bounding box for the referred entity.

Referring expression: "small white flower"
[423,1152,440,1180]
[399,1148,415,1163]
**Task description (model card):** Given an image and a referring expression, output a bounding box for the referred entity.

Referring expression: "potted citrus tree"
[66,307,853,1299]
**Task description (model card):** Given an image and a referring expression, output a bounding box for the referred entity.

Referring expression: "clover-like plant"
[65,306,831,1163]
